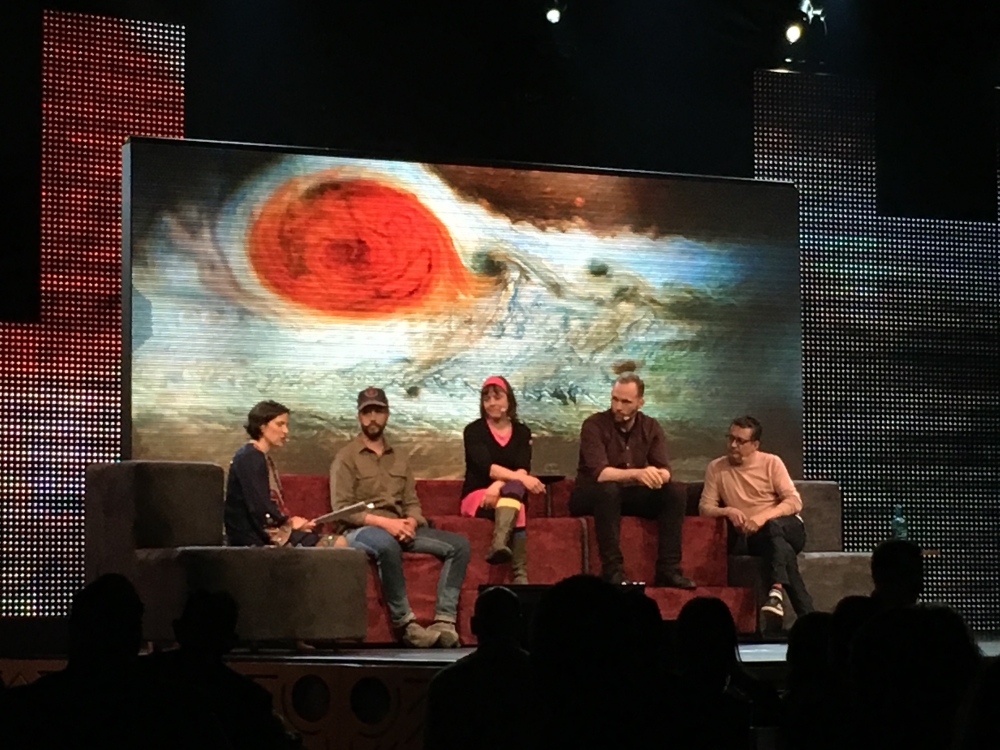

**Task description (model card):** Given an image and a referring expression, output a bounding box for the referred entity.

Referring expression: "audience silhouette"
[2,566,993,750]
[142,590,299,749]
[528,575,653,749]
[424,586,531,750]
[674,595,780,749]
[952,657,1000,750]
[851,604,981,750]
[871,538,924,609]
[781,611,836,750]
[0,573,229,749]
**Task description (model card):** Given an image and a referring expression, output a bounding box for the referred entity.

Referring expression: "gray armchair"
[85,460,367,643]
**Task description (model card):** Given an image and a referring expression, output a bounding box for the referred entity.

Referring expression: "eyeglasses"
[726,434,754,446]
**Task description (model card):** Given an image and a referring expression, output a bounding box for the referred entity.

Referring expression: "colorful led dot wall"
[1,14,996,629]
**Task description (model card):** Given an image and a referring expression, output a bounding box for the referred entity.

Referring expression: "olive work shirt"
[330,434,429,530]
[575,409,671,484]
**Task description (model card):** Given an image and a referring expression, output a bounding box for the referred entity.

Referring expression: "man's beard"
[363,422,385,440]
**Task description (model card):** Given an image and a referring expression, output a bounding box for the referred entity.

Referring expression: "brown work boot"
[400,621,441,648]
[486,506,518,564]
[510,533,528,584]
[427,620,461,648]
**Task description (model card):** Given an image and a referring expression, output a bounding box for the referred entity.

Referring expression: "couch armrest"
[85,461,224,582]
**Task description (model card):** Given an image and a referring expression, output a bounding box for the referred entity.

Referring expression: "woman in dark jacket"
[225,400,338,547]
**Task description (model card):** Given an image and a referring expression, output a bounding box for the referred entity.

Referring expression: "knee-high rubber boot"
[486,506,518,564]
[510,533,528,584]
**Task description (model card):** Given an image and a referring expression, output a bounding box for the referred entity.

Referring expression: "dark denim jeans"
[345,525,470,626]
[728,514,815,616]
[569,480,686,579]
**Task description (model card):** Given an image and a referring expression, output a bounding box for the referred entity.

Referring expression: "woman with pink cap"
[459,376,545,583]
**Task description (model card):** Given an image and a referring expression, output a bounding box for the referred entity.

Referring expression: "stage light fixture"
[798,0,826,27]
[783,1,827,55]
[546,6,561,24]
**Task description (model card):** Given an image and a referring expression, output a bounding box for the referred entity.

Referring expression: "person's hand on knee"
[724,507,748,532]
[637,466,664,489]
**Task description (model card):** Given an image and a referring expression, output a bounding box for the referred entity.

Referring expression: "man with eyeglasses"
[699,415,814,627]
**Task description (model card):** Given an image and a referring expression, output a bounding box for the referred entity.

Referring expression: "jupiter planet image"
[127,142,802,479]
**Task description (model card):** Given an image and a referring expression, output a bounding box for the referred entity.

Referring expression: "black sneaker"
[761,590,784,621]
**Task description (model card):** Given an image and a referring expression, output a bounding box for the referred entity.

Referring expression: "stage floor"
[231,632,1000,667]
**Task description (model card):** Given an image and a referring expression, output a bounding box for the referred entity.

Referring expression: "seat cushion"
[430,516,587,586]
[584,516,728,587]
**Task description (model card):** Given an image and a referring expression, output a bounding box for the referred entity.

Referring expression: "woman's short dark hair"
[731,415,762,442]
[245,400,290,439]
[480,377,518,422]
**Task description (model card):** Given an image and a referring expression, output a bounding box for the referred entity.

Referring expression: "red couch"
[280,476,756,642]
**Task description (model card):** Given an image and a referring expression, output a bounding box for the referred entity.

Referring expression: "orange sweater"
[699,451,802,519]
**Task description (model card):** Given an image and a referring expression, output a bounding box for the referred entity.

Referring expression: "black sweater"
[460,418,533,499]
[224,443,287,546]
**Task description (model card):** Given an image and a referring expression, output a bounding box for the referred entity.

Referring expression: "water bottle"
[890,504,908,540]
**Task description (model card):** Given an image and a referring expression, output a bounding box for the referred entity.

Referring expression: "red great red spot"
[247,175,475,317]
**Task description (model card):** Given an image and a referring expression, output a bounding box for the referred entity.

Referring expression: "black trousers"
[569,481,685,578]
[728,515,815,615]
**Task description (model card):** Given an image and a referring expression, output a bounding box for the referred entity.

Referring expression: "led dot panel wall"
[0,12,183,616]
[754,71,999,630]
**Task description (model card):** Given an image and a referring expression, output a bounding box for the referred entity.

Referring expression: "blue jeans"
[345,525,470,626]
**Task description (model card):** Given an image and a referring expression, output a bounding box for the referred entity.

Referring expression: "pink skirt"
[460,489,527,529]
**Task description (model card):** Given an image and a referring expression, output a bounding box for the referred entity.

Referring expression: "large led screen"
[124,139,801,480]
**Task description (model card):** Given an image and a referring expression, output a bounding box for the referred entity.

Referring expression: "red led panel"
[0,11,183,615]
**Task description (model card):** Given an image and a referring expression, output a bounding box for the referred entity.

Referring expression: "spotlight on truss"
[546,3,562,24]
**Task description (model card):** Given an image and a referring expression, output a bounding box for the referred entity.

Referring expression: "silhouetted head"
[786,611,834,687]
[173,590,239,657]
[871,538,923,608]
[830,595,879,678]
[954,658,1000,750]
[676,596,738,686]
[531,575,628,678]
[471,586,522,646]
[851,605,981,749]
[68,574,144,668]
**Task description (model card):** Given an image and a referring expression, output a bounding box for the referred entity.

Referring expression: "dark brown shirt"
[330,434,428,529]
[575,410,671,483]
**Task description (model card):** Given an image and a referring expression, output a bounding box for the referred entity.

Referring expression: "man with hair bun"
[569,373,695,589]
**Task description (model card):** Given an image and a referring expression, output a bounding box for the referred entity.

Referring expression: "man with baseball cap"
[330,387,470,648]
